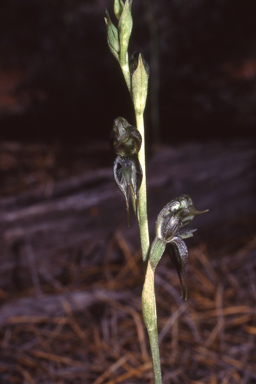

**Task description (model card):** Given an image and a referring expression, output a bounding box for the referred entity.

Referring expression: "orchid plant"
[105,1,208,383]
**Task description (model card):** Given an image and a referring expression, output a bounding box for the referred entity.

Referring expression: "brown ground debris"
[0,140,255,384]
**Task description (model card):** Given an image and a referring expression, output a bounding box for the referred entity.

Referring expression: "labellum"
[113,154,142,225]
[110,117,143,225]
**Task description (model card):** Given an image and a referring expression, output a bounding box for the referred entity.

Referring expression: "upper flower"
[110,117,142,157]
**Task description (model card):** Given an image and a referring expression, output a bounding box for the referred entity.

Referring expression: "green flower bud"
[131,53,149,115]
[110,117,142,157]
[118,0,133,65]
[130,52,150,77]
[114,0,124,20]
[105,10,120,61]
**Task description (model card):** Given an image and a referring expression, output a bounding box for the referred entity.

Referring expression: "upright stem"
[134,73,162,384]
[142,263,162,384]
[135,112,150,263]
[120,58,131,93]
[148,328,162,384]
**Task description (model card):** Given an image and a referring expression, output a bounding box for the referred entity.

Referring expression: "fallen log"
[0,289,129,326]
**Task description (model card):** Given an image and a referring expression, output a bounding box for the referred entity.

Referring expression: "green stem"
[142,263,162,384]
[118,49,149,264]
[120,54,131,93]
[148,329,162,384]
[135,112,150,263]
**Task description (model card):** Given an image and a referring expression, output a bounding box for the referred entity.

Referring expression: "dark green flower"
[150,195,208,299]
[155,195,207,242]
[110,117,142,157]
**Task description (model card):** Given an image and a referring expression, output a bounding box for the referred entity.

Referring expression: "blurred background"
[0,0,256,144]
